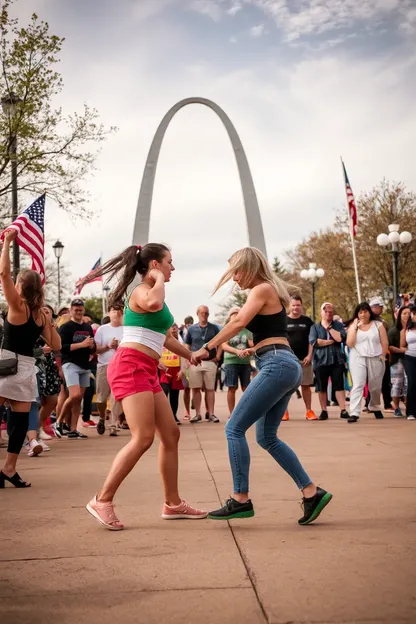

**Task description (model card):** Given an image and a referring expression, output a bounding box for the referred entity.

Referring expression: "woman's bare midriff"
[253,337,290,352]
[120,342,160,360]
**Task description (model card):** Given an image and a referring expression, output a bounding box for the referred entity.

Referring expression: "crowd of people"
[0,232,414,529]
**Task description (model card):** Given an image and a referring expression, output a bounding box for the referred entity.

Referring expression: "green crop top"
[124,299,174,336]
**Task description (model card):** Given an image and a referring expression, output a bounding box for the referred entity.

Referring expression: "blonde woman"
[193,248,332,525]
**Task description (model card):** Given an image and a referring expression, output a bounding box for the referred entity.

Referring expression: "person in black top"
[192,247,332,525]
[286,296,317,420]
[0,229,61,488]
[57,299,95,439]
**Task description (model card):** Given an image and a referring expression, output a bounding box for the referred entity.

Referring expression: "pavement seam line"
[190,423,269,623]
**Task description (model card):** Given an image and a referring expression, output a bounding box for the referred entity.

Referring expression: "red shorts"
[107,347,162,401]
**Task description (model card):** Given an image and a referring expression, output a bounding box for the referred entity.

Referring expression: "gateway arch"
[132,97,267,257]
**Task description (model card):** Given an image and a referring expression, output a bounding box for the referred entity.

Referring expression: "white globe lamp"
[377,233,389,247]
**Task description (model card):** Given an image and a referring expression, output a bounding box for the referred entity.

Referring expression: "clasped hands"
[191,347,254,366]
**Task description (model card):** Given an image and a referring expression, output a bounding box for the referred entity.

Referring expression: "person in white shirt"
[94,304,124,436]
[346,302,388,423]
[400,305,416,420]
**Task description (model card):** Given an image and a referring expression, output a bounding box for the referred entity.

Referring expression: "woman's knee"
[225,418,246,441]
[256,430,276,451]
[160,424,180,449]
[130,432,155,453]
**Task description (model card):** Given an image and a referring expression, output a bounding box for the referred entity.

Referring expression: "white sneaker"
[38,439,50,451]
[39,427,53,441]
[407,415,416,420]
[28,439,43,457]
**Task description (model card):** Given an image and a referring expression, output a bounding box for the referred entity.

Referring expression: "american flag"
[341,160,357,237]
[1,194,46,283]
[74,257,102,295]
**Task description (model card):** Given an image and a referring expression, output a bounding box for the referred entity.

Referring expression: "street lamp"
[376,224,412,305]
[1,92,23,281]
[52,240,64,308]
[103,284,111,315]
[300,263,325,322]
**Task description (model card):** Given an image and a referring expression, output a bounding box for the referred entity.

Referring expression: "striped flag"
[341,160,357,237]
[74,257,102,295]
[1,194,46,283]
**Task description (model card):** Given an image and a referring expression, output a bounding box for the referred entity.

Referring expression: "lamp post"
[376,225,412,306]
[103,284,111,316]
[1,92,23,281]
[300,263,325,322]
[52,240,64,308]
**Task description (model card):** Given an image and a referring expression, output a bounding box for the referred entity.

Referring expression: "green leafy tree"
[0,0,116,220]
[84,296,104,323]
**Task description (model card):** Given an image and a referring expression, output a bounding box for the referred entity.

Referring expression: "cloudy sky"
[14,0,416,321]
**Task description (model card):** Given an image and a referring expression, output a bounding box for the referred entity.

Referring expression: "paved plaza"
[1,391,415,624]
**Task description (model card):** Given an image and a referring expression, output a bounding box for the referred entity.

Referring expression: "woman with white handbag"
[0,230,60,488]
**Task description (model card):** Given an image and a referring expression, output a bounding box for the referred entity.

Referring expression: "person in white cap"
[309,302,349,420]
[369,297,393,412]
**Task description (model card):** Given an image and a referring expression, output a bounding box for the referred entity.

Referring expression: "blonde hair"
[213,247,292,308]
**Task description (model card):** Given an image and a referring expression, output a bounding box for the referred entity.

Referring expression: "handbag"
[0,338,18,377]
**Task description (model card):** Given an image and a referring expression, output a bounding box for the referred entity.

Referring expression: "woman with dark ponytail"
[85,243,207,530]
[0,230,61,488]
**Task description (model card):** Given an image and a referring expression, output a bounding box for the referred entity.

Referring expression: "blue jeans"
[225,348,312,493]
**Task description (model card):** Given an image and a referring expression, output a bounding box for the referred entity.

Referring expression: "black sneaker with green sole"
[298,487,332,525]
[208,497,254,520]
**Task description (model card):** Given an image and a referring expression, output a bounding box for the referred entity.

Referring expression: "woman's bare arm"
[0,231,24,312]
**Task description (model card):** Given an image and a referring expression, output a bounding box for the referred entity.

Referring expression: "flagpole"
[349,217,361,302]
[100,252,106,318]
[341,158,362,302]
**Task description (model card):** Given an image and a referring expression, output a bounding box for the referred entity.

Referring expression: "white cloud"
[249,23,265,37]
[227,2,243,16]
[189,0,223,21]
[224,0,415,41]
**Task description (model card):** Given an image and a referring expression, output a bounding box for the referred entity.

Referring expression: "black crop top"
[3,312,44,357]
[246,308,288,346]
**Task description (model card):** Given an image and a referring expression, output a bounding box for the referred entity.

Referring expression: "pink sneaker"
[86,495,124,530]
[162,499,208,520]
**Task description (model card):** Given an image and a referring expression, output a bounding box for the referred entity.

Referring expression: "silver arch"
[132,97,267,257]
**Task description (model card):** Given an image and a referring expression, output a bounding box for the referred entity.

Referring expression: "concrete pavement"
[1,391,415,624]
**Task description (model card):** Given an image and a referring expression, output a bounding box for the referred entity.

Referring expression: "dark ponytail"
[81,243,169,306]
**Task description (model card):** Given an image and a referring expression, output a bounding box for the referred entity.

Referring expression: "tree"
[84,296,103,323]
[287,180,416,319]
[0,0,115,220]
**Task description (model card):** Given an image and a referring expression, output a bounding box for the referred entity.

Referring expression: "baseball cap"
[71,298,85,307]
[369,297,384,307]
[228,307,240,319]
